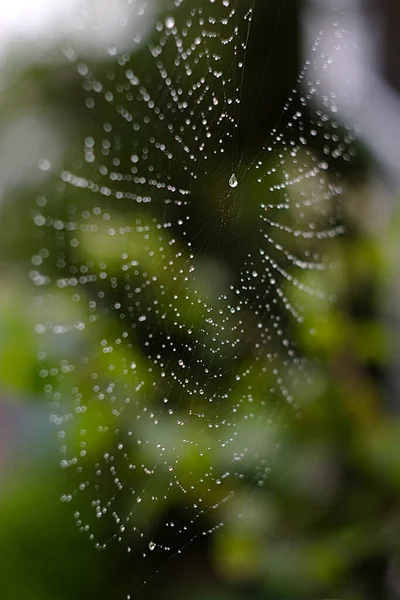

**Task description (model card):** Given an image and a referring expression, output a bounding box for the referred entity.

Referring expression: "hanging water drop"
[229,173,238,188]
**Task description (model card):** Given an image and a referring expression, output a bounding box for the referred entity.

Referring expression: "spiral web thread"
[31,0,358,590]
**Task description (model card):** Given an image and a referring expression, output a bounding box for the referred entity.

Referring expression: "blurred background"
[0,1,400,599]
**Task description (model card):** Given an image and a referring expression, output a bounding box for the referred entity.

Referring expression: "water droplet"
[148,542,156,551]
[165,16,175,29]
[229,173,238,188]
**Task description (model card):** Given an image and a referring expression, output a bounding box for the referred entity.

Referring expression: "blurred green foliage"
[0,1,399,600]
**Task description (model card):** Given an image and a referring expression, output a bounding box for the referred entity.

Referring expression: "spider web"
[31,0,358,592]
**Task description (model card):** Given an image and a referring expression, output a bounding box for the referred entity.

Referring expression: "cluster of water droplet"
[31,0,357,588]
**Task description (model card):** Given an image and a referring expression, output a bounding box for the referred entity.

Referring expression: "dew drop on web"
[229,173,238,188]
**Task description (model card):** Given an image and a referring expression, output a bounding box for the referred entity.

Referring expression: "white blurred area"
[303,0,400,192]
[303,0,400,411]
[0,0,156,64]
[0,0,157,201]
[0,113,67,199]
